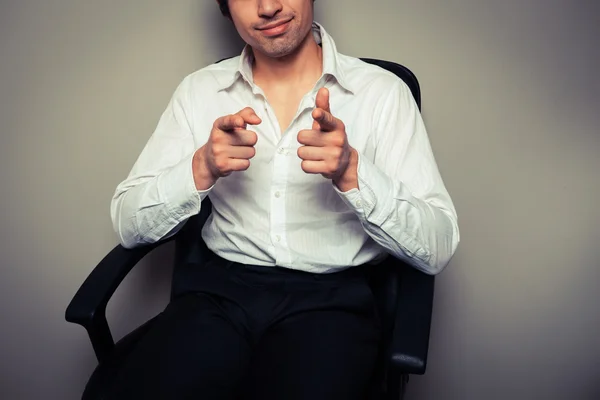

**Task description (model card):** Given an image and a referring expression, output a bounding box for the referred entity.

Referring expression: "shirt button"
[356,200,362,207]
[275,235,281,242]
[277,147,285,154]
[274,191,281,198]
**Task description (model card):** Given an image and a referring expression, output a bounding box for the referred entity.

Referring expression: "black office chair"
[66,58,434,400]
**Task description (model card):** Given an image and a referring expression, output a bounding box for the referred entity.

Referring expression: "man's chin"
[256,44,297,59]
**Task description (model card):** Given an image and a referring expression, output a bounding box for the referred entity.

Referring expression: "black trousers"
[106,252,381,400]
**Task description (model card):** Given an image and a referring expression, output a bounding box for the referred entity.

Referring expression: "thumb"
[238,107,262,126]
[315,87,330,113]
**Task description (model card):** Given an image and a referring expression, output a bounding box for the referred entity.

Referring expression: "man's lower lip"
[260,21,290,36]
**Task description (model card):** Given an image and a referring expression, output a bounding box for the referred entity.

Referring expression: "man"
[107,0,459,398]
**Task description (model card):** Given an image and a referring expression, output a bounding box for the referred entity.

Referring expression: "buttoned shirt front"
[111,22,459,275]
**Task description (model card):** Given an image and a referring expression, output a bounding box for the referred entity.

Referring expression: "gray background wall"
[1,1,598,399]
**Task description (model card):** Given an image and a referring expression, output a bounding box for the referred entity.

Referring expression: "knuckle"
[326,160,338,174]
[300,130,313,142]
[213,134,225,144]
[214,115,228,129]
[212,144,225,157]
[232,159,247,171]
[333,147,344,159]
[332,135,345,148]
[249,131,258,145]
[214,158,228,172]
[300,160,309,173]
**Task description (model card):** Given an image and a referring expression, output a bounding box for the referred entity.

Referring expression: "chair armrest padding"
[389,264,435,375]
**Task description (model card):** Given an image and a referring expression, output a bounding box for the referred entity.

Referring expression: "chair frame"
[66,58,435,400]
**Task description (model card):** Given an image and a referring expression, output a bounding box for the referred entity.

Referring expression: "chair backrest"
[170,58,422,298]
[360,58,421,110]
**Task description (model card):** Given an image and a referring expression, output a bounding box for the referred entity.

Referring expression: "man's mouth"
[257,18,293,37]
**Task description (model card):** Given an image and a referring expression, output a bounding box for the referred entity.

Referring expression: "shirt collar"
[217,22,354,94]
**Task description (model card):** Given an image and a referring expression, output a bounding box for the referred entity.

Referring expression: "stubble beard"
[254,22,311,59]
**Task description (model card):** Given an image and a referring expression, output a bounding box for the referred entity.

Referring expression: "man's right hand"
[192,107,261,190]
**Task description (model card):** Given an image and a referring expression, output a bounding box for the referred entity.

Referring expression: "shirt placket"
[270,142,290,265]
[256,82,327,267]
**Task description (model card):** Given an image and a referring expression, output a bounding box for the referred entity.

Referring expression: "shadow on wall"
[106,243,176,342]
[200,7,246,61]
[106,4,248,343]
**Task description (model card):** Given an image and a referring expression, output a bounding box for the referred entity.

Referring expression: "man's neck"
[252,33,323,88]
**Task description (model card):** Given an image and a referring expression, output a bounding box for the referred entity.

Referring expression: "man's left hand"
[297,88,358,189]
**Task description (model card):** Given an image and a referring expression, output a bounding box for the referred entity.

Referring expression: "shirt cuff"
[157,152,212,220]
[334,186,364,214]
[334,150,394,226]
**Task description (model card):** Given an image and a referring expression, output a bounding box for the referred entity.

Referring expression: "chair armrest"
[389,263,435,375]
[65,239,172,362]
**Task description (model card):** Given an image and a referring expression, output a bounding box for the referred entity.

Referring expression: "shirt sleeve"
[335,79,460,275]
[110,76,212,249]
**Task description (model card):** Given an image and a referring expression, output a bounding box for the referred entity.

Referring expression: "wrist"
[192,146,217,191]
[334,148,359,192]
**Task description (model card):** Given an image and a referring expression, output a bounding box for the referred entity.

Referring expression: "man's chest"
[190,87,378,160]
[189,86,381,214]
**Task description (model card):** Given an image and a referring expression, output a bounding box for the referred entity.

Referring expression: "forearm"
[335,152,459,275]
[332,79,460,273]
[364,190,458,275]
[111,153,209,248]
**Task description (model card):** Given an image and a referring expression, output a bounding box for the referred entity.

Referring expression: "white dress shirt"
[111,22,459,275]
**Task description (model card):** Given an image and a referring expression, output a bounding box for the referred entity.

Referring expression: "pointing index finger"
[216,114,245,132]
[216,108,262,132]
[315,87,330,113]
[313,108,338,132]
